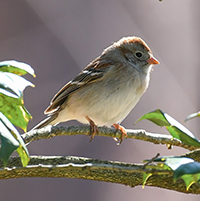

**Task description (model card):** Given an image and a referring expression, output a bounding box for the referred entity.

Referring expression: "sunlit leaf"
[0,72,21,98]
[0,72,34,131]
[137,109,200,147]
[166,126,200,147]
[0,60,35,77]
[136,109,170,126]
[185,111,200,122]
[153,156,194,171]
[0,72,34,97]
[0,88,18,98]
[147,156,200,190]
[164,113,197,140]
[0,95,32,131]
[0,60,33,166]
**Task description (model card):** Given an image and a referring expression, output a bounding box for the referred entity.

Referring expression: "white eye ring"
[135,51,143,58]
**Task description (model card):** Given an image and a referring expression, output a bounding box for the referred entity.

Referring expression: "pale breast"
[66,69,149,126]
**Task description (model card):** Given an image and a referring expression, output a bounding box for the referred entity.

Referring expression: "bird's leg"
[86,116,99,142]
[113,124,127,144]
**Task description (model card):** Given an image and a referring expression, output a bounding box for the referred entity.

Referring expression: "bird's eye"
[135,51,143,58]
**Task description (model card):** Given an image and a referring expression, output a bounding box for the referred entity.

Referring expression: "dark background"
[0,0,200,200]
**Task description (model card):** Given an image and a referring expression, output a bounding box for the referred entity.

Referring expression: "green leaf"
[137,109,200,147]
[0,72,34,98]
[0,88,19,99]
[173,161,200,190]
[164,113,197,139]
[148,156,200,190]
[0,95,32,131]
[0,113,20,165]
[0,60,32,166]
[153,156,194,171]
[174,161,200,179]
[0,112,29,166]
[136,109,170,126]
[181,173,200,191]
[0,72,34,131]
[0,60,35,77]
[167,126,200,147]
[16,145,29,167]
[0,72,21,98]
[142,173,152,188]
[185,111,200,122]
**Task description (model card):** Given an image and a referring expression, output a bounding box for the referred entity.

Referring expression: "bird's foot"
[113,124,127,144]
[86,116,99,142]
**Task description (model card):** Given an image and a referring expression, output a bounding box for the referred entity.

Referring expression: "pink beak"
[147,56,159,65]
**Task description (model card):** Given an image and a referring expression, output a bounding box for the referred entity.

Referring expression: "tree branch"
[23,125,197,150]
[1,154,200,194]
[0,125,198,193]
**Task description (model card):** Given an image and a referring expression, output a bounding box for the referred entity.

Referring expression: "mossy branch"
[1,154,200,194]
[0,125,190,193]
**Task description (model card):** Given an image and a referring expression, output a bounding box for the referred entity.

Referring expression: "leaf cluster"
[138,109,200,190]
[0,61,35,166]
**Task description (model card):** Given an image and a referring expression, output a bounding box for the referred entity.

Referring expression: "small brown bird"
[34,36,159,142]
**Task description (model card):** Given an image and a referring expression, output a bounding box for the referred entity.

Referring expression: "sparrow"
[33,36,159,143]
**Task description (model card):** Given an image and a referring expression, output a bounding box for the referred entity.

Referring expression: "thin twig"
[143,153,160,168]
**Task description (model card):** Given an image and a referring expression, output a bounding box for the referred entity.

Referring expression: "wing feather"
[45,57,112,114]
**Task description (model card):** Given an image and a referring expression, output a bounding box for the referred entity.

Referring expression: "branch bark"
[1,155,200,194]
[2,125,198,194]
[23,125,197,150]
